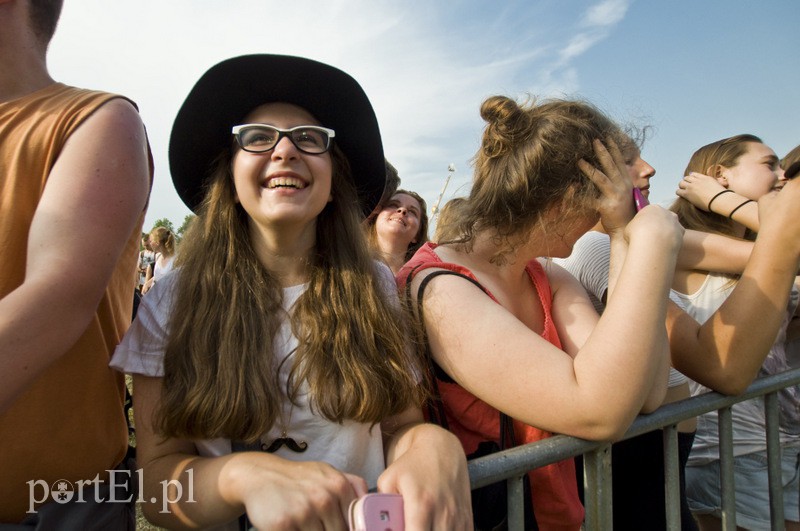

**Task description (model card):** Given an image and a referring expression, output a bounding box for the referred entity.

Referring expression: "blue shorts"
[686,446,800,529]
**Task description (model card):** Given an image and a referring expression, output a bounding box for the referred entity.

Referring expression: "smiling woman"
[109,54,471,530]
[366,189,430,274]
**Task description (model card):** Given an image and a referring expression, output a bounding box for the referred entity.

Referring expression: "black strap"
[406,267,519,448]
[408,266,537,529]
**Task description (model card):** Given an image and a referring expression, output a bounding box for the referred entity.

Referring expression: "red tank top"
[397,242,584,531]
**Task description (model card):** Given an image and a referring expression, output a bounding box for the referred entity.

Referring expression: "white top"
[555,230,688,388]
[672,272,800,465]
[111,263,400,525]
[152,253,176,281]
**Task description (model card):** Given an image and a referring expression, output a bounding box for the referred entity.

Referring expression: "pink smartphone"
[633,188,649,212]
[348,493,404,531]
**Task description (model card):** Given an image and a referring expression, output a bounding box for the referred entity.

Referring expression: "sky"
[48,0,800,233]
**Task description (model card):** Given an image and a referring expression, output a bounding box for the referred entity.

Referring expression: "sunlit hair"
[365,190,430,263]
[28,0,63,44]
[434,197,469,244]
[669,134,763,238]
[156,144,424,443]
[782,144,800,170]
[457,95,626,261]
[149,226,176,257]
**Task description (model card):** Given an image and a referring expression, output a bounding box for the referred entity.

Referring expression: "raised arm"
[668,179,800,394]
[676,230,753,274]
[0,99,150,412]
[676,172,759,232]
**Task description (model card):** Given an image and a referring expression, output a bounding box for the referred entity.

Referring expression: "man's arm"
[0,98,150,412]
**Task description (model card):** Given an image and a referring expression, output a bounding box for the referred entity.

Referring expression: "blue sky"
[48,0,800,232]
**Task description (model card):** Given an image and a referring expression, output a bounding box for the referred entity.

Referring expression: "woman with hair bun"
[398,95,684,529]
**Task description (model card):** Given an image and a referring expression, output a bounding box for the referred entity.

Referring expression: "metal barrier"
[467,367,800,530]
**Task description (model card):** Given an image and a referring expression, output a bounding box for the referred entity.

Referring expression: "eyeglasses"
[231,124,335,155]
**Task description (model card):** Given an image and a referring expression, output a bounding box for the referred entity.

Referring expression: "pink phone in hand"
[633,188,649,212]
[348,493,404,531]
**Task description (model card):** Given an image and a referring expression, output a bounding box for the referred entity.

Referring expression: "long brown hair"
[669,134,762,238]
[456,96,626,261]
[156,146,424,443]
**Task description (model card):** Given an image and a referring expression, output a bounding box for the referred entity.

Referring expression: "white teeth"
[266,177,306,189]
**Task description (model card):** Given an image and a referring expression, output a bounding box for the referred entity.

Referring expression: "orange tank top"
[0,83,147,521]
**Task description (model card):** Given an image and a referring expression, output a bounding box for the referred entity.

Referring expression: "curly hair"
[455,95,627,261]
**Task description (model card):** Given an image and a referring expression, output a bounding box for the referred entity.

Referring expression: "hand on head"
[578,137,634,235]
[676,172,727,211]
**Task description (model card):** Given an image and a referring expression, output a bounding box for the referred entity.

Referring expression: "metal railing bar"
[663,424,681,531]
[468,368,800,488]
[507,475,525,531]
[718,406,736,530]
[764,392,785,529]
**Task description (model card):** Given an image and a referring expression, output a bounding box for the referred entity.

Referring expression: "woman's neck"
[250,222,316,286]
[453,230,533,281]
[377,235,411,275]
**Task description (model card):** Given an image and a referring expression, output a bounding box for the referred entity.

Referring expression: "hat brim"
[169,54,386,215]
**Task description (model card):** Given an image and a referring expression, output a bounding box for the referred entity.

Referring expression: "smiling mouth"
[265,176,306,189]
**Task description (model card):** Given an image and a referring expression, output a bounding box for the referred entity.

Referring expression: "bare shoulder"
[69,96,149,154]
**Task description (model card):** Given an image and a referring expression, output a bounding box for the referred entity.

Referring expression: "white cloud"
[47,0,631,227]
[581,0,631,28]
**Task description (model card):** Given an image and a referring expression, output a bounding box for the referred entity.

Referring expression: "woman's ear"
[707,164,729,187]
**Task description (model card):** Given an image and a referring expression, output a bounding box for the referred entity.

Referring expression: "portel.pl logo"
[27,469,195,514]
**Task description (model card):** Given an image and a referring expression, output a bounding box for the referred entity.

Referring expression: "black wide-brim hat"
[169,54,386,215]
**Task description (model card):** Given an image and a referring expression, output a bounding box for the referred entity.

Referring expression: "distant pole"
[430,163,456,222]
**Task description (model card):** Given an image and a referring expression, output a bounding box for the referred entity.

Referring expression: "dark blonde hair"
[670,134,762,238]
[434,197,469,244]
[782,144,800,170]
[456,95,626,260]
[156,145,424,443]
[149,226,176,257]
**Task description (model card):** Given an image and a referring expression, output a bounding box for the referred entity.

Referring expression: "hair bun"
[480,95,533,158]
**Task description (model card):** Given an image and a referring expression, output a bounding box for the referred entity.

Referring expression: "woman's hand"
[676,172,726,212]
[379,414,472,530]
[141,277,155,295]
[231,455,367,530]
[578,138,634,236]
[624,204,684,253]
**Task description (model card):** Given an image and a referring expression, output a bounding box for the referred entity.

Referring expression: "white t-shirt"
[111,263,399,525]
